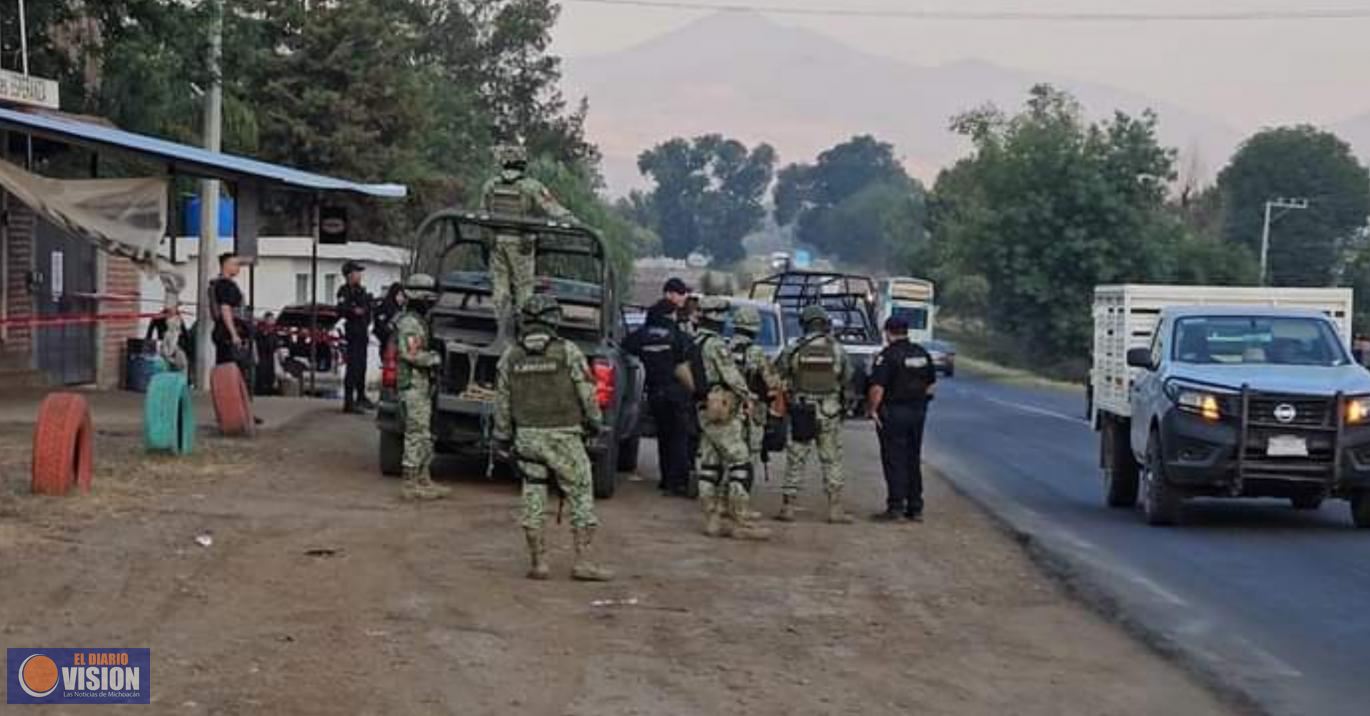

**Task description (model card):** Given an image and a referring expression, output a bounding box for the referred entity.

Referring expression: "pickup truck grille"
[1246,396,1334,428]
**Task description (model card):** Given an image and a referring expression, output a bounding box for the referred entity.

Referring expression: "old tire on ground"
[1103,420,1140,508]
[210,364,254,437]
[1290,493,1324,511]
[617,436,640,473]
[1351,492,1370,528]
[592,439,619,499]
[144,372,196,455]
[378,430,403,477]
[1142,430,1183,526]
[31,393,94,496]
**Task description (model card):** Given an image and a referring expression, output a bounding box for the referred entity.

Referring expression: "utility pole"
[1260,197,1310,286]
[194,0,224,391]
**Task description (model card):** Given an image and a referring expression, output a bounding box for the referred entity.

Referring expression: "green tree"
[929,85,1184,367]
[637,135,776,263]
[1216,126,1370,286]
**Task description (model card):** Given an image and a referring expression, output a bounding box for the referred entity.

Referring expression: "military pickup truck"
[1091,284,1370,527]
[376,211,645,498]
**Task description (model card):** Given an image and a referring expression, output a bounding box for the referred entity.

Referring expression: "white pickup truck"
[1091,284,1370,527]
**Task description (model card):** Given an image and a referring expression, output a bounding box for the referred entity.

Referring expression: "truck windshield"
[890,305,929,330]
[1172,316,1349,366]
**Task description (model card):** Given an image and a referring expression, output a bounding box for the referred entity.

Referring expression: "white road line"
[973,393,1091,426]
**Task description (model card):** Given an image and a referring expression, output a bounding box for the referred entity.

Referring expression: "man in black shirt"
[337,260,376,413]
[866,316,937,522]
[210,253,250,372]
[624,277,695,496]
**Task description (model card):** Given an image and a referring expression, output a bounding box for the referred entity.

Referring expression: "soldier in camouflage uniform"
[776,304,854,524]
[730,305,782,474]
[494,294,613,582]
[480,144,577,343]
[694,297,771,540]
[393,274,452,501]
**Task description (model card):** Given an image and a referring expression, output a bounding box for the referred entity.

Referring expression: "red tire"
[31,393,94,496]
[210,364,254,437]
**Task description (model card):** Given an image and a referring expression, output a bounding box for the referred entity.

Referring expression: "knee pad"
[727,464,754,493]
[696,465,723,485]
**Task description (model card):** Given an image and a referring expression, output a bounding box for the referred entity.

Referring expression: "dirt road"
[0,409,1236,715]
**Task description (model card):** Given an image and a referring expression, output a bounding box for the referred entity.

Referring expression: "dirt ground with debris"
[0,411,1234,715]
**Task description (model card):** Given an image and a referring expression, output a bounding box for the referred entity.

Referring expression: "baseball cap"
[884,316,909,332]
[342,260,366,275]
[663,277,691,295]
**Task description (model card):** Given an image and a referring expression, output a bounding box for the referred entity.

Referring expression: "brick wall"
[98,254,141,388]
[2,200,34,359]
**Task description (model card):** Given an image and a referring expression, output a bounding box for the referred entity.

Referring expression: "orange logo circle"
[19,654,59,698]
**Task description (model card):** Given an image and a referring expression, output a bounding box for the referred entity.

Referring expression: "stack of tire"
[31,393,93,496]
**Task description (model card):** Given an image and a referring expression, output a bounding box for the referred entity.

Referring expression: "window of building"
[324,274,337,300]
[295,274,310,304]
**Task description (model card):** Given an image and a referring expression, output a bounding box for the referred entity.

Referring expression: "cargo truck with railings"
[1090,285,1370,527]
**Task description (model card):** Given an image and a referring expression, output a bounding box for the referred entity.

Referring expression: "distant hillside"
[563,11,1241,195]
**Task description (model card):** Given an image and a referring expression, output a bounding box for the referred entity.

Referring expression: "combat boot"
[703,502,725,537]
[571,527,614,582]
[826,491,854,524]
[729,494,771,541]
[524,529,550,581]
[400,470,424,501]
[415,473,452,500]
[775,495,797,522]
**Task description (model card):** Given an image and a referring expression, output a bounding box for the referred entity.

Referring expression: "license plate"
[1266,435,1308,457]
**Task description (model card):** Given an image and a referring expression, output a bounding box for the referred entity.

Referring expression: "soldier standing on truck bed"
[494,294,613,582]
[776,304,855,524]
[694,297,771,541]
[480,144,578,344]
[393,274,451,502]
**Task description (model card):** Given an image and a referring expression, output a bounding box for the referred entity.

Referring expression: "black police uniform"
[336,269,375,411]
[210,276,253,386]
[869,338,937,517]
[624,299,694,494]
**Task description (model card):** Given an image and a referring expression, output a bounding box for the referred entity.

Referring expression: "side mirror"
[1126,348,1155,371]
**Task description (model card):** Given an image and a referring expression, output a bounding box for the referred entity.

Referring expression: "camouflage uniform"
[694,297,771,540]
[480,145,576,343]
[495,294,612,581]
[730,306,782,462]
[394,275,451,501]
[777,305,854,524]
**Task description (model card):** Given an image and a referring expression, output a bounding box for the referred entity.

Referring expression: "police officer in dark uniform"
[336,260,376,413]
[866,316,937,522]
[624,277,695,496]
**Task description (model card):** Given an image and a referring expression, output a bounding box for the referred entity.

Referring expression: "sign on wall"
[0,69,60,110]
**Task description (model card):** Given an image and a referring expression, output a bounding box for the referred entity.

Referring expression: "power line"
[564,0,1370,23]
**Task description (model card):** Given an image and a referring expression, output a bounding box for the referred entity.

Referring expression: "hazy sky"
[552,0,1370,131]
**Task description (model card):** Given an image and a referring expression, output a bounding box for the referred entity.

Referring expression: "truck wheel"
[1290,493,1324,511]
[592,440,619,499]
[1102,420,1139,508]
[1351,492,1370,528]
[378,431,403,477]
[617,436,640,473]
[1142,430,1183,526]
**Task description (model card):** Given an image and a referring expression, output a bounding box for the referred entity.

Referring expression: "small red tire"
[210,364,255,437]
[31,393,94,496]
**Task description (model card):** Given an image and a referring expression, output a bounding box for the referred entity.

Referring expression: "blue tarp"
[0,106,406,199]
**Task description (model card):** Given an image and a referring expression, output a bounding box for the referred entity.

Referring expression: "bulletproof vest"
[509,340,583,429]
[733,341,768,398]
[638,325,678,389]
[394,313,431,391]
[886,343,931,403]
[486,179,530,217]
[792,336,839,394]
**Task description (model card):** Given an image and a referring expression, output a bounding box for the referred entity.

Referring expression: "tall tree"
[1216,126,1370,286]
[637,135,776,263]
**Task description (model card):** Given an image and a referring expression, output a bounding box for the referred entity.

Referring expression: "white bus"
[877,277,935,343]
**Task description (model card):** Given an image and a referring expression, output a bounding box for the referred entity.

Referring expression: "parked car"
[924,339,956,377]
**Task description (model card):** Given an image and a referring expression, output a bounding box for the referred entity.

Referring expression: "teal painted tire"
[145,372,196,455]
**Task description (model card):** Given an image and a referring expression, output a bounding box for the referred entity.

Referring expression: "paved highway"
[924,374,1370,716]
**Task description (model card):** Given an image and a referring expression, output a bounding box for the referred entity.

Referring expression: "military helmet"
[403,273,437,301]
[698,295,730,320]
[495,144,528,169]
[733,305,761,334]
[800,304,830,329]
[521,293,562,326]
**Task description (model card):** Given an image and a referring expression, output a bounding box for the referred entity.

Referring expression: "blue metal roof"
[0,106,406,198]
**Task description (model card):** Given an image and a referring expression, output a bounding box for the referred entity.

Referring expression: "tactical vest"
[733,342,768,399]
[886,343,932,403]
[638,325,678,390]
[394,313,430,391]
[486,179,530,217]
[792,336,839,394]
[509,340,583,429]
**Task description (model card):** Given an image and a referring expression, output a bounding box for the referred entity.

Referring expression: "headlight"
[1169,385,1222,422]
[1347,397,1370,425]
